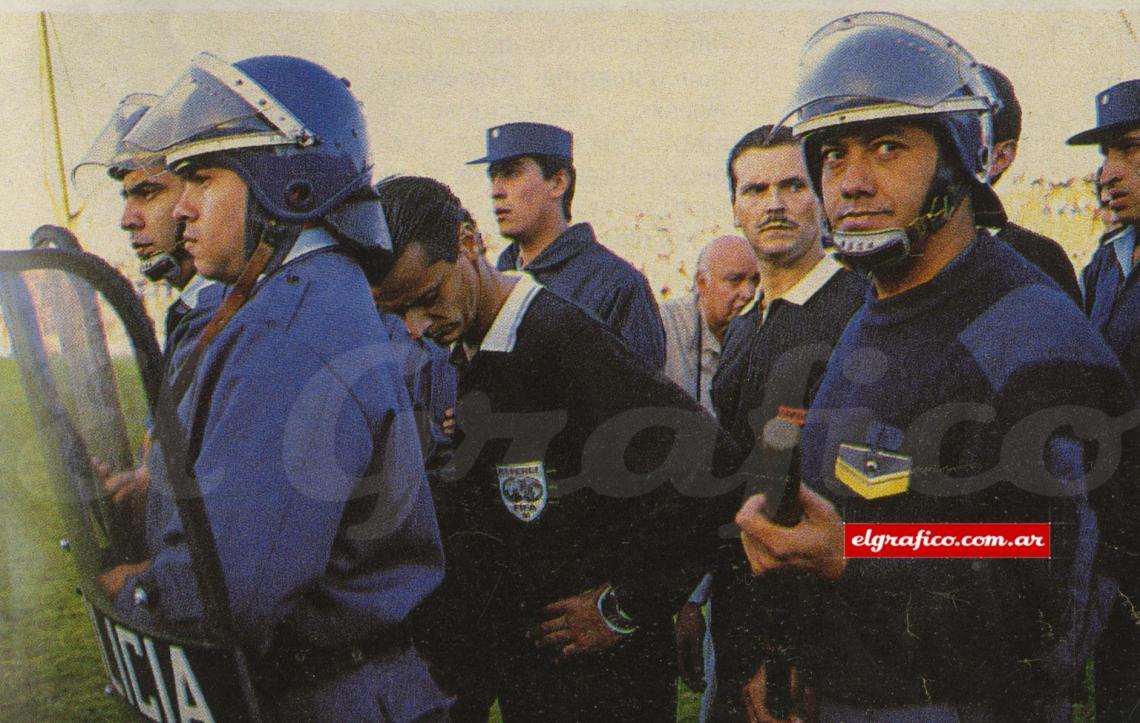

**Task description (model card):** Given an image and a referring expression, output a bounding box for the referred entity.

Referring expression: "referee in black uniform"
[372,176,737,722]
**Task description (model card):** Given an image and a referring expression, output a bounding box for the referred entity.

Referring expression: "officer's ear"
[547,168,570,200]
[458,220,482,260]
[988,139,1017,184]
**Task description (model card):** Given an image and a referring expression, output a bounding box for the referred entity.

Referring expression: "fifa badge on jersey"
[497,462,548,522]
[834,443,912,500]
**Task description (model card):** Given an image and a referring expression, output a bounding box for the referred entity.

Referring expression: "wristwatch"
[596,584,638,635]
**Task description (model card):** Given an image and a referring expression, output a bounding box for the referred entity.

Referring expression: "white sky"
[0,0,1137,263]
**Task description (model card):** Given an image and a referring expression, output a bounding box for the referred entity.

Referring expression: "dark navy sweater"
[796,237,1139,709]
[993,222,1081,306]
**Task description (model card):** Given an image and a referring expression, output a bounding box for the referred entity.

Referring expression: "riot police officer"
[75,93,224,371]
[100,53,449,720]
[736,13,1139,719]
[77,94,224,531]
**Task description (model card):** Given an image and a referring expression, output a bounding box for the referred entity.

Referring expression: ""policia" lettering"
[84,602,214,723]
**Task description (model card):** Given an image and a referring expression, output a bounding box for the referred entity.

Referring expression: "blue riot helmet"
[780,13,1005,271]
[124,53,390,274]
[72,93,163,182]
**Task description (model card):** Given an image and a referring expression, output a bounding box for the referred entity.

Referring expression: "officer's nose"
[837,154,876,200]
[1101,150,1126,190]
[120,202,141,232]
[171,186,196,223]
[404,309,432,340]
[490,175,506,200]
[764,188,787,214]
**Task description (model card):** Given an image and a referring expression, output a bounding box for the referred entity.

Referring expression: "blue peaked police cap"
[467,122,573,164]
[1067,79,1140,146]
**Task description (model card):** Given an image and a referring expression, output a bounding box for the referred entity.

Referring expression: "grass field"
[0,358,134,720]
[0,356,702,720]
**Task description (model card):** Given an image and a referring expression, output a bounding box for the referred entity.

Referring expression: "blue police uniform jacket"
[1082,225,1140,390]
[116,230,445,712]
[795,237,1139,710]
[140,278,225,551]
[380,312,456,474]
[496,222,666,370]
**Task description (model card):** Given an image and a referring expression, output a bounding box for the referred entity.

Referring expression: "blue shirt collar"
[176,272,218,310]
[1111,226,1137,279]
[284,226,339,266]
[503,223,597,272]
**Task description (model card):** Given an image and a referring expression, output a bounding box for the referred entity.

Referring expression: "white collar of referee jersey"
[783,252,844,306]
[471,271,543,355]
[176,271,217,310]
[741,252,844,317]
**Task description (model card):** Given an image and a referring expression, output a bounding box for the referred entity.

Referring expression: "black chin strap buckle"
[906,194,955,242]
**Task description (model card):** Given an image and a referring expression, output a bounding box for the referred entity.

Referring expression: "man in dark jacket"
[1068,76,1140,723]
[982,64,1083,304]
[468,122,666,369]
[684,124,866,721]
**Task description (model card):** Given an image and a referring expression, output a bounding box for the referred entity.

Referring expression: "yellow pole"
[39,11,76,229]
[1121,11,1138,47]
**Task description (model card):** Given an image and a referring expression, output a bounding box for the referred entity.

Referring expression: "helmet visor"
[72,93,162,182]
[786,13,996,135]
[123,52,312,165]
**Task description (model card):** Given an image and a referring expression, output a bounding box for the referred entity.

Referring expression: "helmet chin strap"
[244,192,303,278]
[140,222,192,283]
[832,146,969,275]
[184,219,280,362]
[181,196,302,370]
[168,220,280,402]
[140,247,185,283]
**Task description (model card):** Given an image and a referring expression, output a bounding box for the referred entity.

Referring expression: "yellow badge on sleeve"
[834,443,912,500]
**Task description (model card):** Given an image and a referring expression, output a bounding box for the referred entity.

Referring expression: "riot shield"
[0,244,262,721]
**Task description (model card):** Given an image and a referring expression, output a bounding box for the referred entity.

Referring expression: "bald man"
[659,234,759,413]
